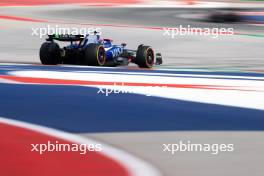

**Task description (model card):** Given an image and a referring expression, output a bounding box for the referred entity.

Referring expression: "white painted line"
[9,70,264,86]
[0,66,261,80]
[73,70,264,81]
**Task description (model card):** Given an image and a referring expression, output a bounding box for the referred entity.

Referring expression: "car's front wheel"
[84,43,106,66]
[135,45,154,68]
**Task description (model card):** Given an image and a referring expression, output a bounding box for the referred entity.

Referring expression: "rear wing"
[46,34,84,42]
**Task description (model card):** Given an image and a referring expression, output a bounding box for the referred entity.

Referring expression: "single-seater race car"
[39,33,162,68]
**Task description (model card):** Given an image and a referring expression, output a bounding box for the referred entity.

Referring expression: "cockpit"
[103,39,113,48]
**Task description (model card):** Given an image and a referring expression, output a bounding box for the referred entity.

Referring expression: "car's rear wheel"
[39,42,61,65]
[135,45,154,68]
[84,43,106,66]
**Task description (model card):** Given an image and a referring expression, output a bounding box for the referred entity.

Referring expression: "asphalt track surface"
[0,4,264,176]
[0,6,264,68]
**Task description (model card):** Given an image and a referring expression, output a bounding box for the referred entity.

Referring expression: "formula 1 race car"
[39,33,162,68]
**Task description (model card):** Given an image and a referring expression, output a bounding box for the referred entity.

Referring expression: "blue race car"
[39,33,162,68]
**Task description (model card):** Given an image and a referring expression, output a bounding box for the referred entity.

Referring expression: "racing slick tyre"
[39,42,61,65]
[84,43,106,66]
[135,45,154,68]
